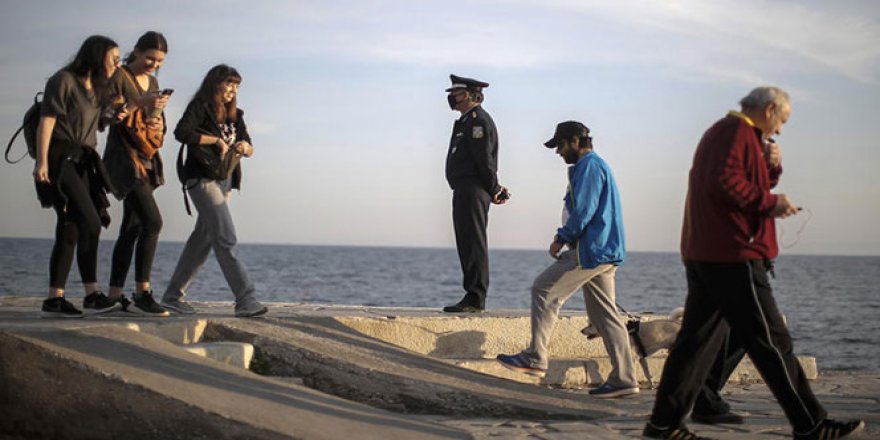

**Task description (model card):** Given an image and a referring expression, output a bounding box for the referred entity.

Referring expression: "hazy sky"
[1,0,878,255]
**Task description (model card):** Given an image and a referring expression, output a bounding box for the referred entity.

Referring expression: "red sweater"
[681,112,782,262]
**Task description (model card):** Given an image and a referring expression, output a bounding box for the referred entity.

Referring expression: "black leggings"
[109,180,162,288]
[49,164,102,289]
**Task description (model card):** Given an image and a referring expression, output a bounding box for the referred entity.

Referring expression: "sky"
[1,0,878,256]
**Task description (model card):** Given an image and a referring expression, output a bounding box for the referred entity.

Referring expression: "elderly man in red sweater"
[642,87,864,440]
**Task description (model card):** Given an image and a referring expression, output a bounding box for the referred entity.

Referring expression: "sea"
[1,237,877,372]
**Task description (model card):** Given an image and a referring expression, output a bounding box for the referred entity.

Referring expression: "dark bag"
[5,92,43,164]
[176,142,241,215]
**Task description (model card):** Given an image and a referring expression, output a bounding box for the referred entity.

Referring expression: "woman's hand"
[33,161,50,184]
[215,138,229,156]
[115,104,130,122]
[145,116,164,131]
[233,141,253,157]
[136,92,169,110]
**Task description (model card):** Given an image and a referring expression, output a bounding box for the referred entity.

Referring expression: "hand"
[33,161,50,184]
[137,92,168,109]
[145,116,164,131]
[216,139,229,157]
[114,105,130,122]
[765,140,782,168]
[233,141,252,157]
[769,193,799,218]
[492,186,509,205]
[153,93,169,110]
[549,239,564,259]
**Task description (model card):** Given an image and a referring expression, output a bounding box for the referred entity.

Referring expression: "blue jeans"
[163,178,258,308]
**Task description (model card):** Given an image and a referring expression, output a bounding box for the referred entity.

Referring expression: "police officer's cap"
[446,74,489,92]
[544,121,591,148]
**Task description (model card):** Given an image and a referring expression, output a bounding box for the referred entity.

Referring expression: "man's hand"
[765,139,782,168]
[491,186,509,205]
[769,193,799,218]
[549,237,564,259]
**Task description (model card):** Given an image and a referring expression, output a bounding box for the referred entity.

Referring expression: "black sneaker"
[642,423,715,440]
[41,297,84,319]
[129,290,170,317]
[82,291,122,315]
[794,419,865,440]
[113,295,132,312]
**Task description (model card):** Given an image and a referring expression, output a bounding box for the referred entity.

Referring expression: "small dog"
[581,308,684,388]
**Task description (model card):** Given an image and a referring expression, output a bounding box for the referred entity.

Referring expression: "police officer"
[443,74,508,313]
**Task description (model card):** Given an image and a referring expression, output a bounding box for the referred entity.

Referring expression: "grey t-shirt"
[41,69,100,148]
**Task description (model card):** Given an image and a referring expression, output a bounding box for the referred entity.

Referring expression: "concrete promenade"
[1,296,876,439]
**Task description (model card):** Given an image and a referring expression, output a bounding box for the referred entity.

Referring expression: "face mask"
[447,93,459,110]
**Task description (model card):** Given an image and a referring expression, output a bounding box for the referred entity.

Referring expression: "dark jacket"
[681,112,783,262]
[445,106,501,194]
[174,99,250,189]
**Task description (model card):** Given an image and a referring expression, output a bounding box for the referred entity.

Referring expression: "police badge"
[472,126,484,139]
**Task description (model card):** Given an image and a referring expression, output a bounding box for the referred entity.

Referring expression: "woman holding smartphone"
[34,35,122,318]
[160,64,267,318]
[103,31,170,316]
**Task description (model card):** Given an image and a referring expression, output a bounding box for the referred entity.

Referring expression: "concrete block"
[135,320,208,344]
[336,314,629,359]
[183,341,254,369]
[453,355,817,388]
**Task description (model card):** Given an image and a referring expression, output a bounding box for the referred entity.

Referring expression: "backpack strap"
[5,92,42,165]
[4,124,28,164]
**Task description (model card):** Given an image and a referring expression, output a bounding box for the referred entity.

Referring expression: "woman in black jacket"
[160,64,267,317]
[33,35,122,318]
[103,31,170,316]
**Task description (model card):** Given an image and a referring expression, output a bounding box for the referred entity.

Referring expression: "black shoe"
[642,423,715,440]
[114,295,132,312]
[41,297,84,319]
[82,291,122,315]
[129,290,170,317]
[442,301,484,313]
[794,419,865,440]
[690,411,744,424]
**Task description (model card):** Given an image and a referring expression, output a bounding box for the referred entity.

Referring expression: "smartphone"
[160,88,174,96]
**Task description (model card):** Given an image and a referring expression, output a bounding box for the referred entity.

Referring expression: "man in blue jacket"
[496,121,638,398]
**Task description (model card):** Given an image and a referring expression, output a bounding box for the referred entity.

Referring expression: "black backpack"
[5,92,43,164]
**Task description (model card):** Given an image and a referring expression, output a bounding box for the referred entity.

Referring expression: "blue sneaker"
[496,353,546,378]
[589,382,639,398]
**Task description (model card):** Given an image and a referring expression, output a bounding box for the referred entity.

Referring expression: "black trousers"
[49,163,102,289]
[693,329,746,415]
[109,179,162,288]
[452,182,490,307]
[650,260,826,433]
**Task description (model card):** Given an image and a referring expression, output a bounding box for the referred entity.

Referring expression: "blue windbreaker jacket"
[556,152,626,269]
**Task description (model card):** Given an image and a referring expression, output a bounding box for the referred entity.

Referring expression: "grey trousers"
[523,250,638,388]
[163,178,258,308]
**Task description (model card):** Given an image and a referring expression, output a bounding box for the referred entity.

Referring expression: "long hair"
[124,31,168,66]
[65,35,118,102]
[193,64,242,124]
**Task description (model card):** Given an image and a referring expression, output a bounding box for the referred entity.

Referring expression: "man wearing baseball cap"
[496,121,638,398]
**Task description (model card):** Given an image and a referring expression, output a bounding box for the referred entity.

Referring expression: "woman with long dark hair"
[103,31,170,316]
[34,35,122,317]
[160,64,267,317]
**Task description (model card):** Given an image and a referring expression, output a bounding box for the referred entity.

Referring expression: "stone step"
[452,355,817,388]
[182,341,255,369]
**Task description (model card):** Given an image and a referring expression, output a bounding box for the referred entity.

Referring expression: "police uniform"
[444,75,501,312]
